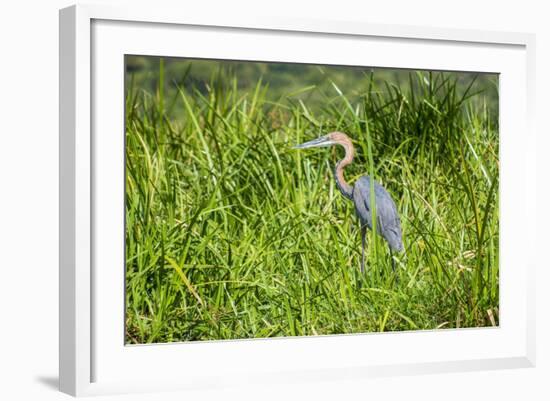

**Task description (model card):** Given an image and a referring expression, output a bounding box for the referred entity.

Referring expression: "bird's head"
[293,131,352,150]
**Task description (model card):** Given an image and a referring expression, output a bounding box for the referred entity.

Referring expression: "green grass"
[124,60,499,344]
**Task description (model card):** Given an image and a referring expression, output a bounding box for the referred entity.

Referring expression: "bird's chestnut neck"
[334,141,354,199]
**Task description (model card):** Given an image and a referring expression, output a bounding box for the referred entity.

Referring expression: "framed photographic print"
[59,4,536,396]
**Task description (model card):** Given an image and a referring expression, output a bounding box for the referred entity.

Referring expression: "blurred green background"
[126,55,498,118]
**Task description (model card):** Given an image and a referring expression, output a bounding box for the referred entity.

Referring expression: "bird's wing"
[373,184,403,251]
[352,177,371,225]
[373,184,401,234]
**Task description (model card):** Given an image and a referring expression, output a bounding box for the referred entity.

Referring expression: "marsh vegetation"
[125,57,499,343]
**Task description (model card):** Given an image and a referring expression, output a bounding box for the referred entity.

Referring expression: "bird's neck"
[334,141,354,200]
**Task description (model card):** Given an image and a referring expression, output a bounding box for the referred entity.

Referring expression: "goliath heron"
[293,131,404,274]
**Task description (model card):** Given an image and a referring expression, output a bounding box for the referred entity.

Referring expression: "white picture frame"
[59,4,536,397]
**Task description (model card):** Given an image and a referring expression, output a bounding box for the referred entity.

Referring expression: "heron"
[293,131,404,274]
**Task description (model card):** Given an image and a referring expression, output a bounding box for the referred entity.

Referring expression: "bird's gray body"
[351,176,403,252]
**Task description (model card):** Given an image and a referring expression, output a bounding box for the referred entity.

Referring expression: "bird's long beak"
[292,135,335,149]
